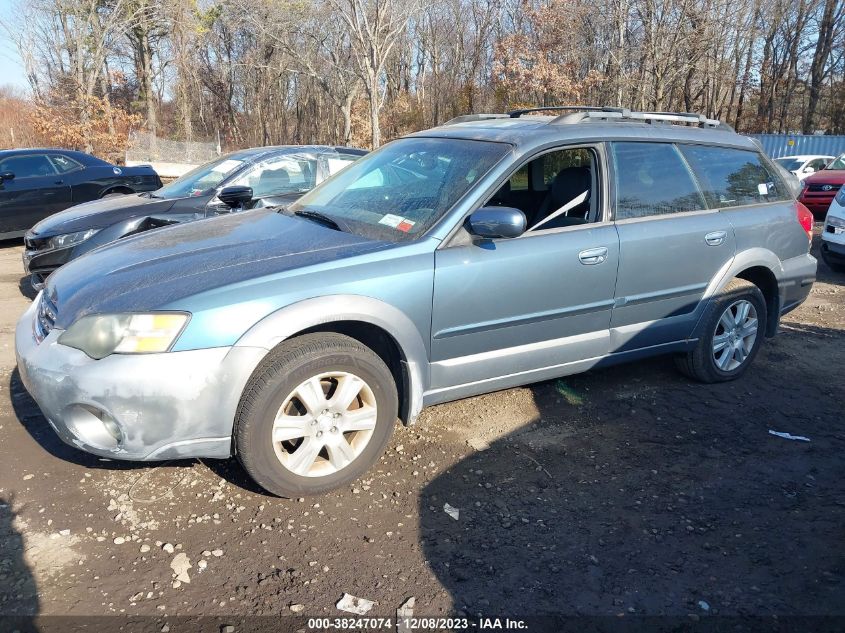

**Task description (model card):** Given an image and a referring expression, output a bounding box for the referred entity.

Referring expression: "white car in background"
[775,155,835,181]
[821,187,845,273]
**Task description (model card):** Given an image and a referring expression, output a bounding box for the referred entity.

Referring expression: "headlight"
[835,187,845,206]
[827,215,845,229]
[58,313,189,359]
[47,229,99,250]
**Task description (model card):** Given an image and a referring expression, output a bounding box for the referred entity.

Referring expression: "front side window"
[610,142,705,220]
[679,145,789,208]
[0,154,56,179]
[155,155,246,199]
[486,146,599,231]
[288,137,509,242]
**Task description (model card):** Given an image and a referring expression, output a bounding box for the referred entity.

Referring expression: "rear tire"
[234,333,398,497]
[675,278,766,383]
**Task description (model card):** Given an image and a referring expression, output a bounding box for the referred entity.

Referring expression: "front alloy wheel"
[235,333,398,497]
[272,372,378,477]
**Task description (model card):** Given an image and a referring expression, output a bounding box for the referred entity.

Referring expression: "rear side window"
[610,142,705,220]
[679,145,789,208]
[49,154,83,174]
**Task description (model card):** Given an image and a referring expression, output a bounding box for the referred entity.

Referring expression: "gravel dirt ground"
[0,229,843,627]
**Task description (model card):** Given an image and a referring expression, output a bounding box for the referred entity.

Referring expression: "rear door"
[0,154,72,233]
[609,141,736,350]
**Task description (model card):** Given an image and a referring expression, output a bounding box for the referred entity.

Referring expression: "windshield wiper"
[293,209,343,231]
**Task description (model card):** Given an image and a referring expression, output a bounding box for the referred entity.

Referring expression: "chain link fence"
[125,131,220,179]
[126,130,219,164]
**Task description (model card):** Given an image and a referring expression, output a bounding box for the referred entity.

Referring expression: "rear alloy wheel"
[675,278,766,383]
[235,333,398,497]
[711,299,758,372]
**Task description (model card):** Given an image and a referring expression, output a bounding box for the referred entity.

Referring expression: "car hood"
[804,170,845,185]
[48,209,387,329]
[29,194,178,237]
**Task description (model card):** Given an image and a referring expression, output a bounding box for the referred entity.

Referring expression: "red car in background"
[799,154,845,218]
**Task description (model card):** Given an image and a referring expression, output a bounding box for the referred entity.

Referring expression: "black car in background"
[23,145,366,287]
[0,149,161,239]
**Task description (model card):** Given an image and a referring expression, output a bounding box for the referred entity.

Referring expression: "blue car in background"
[15,107,816,497]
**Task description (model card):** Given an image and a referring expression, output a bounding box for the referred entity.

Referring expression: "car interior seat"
[255,168,291,197]
[531,166,592,229]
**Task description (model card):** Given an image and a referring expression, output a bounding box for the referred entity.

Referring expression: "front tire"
[234,333,398,497]
[675,278,766,383]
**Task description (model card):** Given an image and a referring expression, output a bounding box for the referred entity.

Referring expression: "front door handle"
[579,246,608,265]
[705,230,727,246]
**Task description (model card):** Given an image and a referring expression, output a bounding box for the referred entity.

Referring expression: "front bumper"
[821,238,845,266]
[14,299,267,461]
[22,240,73,279]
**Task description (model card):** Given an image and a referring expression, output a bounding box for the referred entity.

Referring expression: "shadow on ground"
[419,323,845,617]
[0,495,39,617]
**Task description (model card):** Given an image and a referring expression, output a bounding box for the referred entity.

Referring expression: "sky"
[0,0,29,92]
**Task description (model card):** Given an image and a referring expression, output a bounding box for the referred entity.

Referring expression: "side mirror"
[0,171,15,182]
[803,166,815,173]
[218,185,253,209]
[467,206,526,239]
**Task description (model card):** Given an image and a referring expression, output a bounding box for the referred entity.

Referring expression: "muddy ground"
[0,230,843,628]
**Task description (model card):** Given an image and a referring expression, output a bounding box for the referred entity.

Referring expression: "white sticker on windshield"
[757,183,769,196]
[379,214,404,228]
[212,159,244,173]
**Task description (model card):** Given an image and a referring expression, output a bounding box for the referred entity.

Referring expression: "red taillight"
[796,201,814,245]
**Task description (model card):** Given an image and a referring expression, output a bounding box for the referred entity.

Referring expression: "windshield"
[826,155,845,170]
[288,137,509,242]
[775,158,804,172]
[155,155,247,199]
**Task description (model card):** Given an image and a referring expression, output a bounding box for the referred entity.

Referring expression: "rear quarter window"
[679,145,790,208]
[610,142,706,220]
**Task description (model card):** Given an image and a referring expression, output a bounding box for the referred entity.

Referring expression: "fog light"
[64,404,124,450]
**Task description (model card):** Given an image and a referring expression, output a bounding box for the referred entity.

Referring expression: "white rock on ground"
[336,593,375,615]
[170,552,192,584]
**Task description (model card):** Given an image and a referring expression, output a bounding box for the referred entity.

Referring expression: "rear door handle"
[579,247,608,265]
[705,230,727,246]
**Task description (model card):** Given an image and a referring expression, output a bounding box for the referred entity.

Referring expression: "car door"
[0,154,72,233]
[609,141,736,351]
[429,144,620,397]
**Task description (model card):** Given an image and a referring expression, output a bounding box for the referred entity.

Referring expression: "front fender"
[234,294,429,423]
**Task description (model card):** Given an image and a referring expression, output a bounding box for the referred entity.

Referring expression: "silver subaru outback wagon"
[15,107,817,497]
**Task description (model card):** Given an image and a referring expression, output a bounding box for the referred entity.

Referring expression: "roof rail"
[551,108,730,129]
[507,106,617,118]
[443,113,509,125]
[443,106,733,130]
